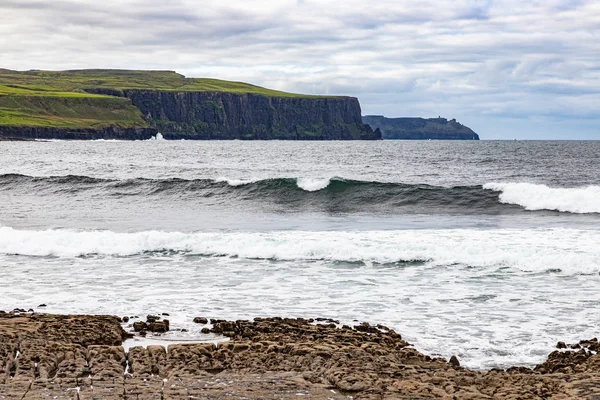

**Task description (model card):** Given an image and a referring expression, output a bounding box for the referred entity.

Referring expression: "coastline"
[0,312,597,399]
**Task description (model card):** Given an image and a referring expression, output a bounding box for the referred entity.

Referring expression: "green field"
[0,69,323,129]
[0,69,319,98]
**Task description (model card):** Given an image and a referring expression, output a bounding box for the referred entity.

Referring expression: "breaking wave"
[484,182,600,214]
[0,174,598,214]
[0,226,598,274]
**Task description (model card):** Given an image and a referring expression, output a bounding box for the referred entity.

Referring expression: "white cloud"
[0,0,599,138]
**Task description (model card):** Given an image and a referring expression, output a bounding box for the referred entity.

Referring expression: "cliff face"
[0,69,380,141]
[122,90,380,140]
[0,125,157,140]
[362,116,479,140]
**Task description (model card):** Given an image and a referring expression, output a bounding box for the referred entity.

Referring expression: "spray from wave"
[146,132,165,141]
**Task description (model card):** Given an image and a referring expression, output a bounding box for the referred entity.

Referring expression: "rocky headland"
[363,115,480,140]
[1,311,599,399]
[0,69,380,141]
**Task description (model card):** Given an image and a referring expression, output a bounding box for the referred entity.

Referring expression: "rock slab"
[1,313,600,399]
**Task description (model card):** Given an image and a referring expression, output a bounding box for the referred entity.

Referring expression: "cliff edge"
[0,69,379,140]
[120,90,379,140]
[363,115,479,140]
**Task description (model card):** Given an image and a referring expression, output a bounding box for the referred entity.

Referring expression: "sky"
[1,0,599,139]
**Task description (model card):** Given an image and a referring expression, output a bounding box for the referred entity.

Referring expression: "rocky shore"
[1,312,599,399]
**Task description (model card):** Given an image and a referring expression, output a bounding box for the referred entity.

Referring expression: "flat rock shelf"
[0,312,599,399]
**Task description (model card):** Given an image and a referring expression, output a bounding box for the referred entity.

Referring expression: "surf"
[0,226,598,275]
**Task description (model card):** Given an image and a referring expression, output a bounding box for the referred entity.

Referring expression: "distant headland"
[363,115,480,140]
[0,69,379,141]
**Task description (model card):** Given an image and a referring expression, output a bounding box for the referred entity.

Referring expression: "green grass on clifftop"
[0,69,323,98]
[0,69,330,129]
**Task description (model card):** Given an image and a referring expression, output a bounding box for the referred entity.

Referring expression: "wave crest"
[0,174,599,214]
[484,182,600,214]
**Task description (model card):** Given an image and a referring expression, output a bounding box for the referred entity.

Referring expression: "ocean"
[0,140,599,370]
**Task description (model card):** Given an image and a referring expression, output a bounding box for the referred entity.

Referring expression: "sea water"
[0,140,598,369]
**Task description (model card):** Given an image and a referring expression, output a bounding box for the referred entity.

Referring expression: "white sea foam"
[0,227,598,274]
[214,176,332,191]
[1,225,600,370]
[296,178,331,191]
[484,182,600,214]
[214,177,261,186]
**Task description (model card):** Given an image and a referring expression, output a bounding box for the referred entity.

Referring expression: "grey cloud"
[0,0,598,138]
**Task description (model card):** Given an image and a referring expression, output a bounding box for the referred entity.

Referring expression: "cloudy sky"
[1,0,599,139]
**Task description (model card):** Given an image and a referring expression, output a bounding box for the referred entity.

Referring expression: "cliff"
[0,69,379,140]
[363,115,479,140]
[120,90,379,140]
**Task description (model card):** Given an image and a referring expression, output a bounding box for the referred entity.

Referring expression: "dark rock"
[579,339,597,348]
[133,321,147,332]
[122,316,130,323]
[38,304,47,308]
[201,328,210,334]
[146,314,160,323]
[556,341,567,349]
[193,317,208,324]
[82,87,125,97]
[449,355,460,367]
[354,322,379,334]
[0,125,157,141]
[161,313,170,316]
[148,321,168,333]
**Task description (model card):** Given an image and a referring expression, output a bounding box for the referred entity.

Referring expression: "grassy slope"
[0,69,322,98]
[0,88,148,128]
[0,69,326,129]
